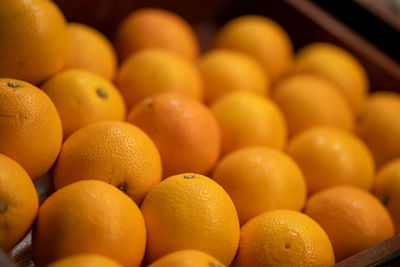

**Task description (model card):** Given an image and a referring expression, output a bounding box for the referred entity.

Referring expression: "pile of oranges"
[1,1,399,266]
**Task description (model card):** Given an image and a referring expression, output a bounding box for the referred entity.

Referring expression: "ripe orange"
[288,126,374,194]
[32,180,146,267]
[0,0,68,84]
[0,78,62,180]
[53,121,162,205]
[0,154,38,252]
[232,209,335,267]
[41,69,126,139]
[199,48,270,104]
[141,173,240,265]
[116,48,203,110]
[114,8,199,61]
[213,15,293,82]
[356,91,400,168]
[305,186,395,261]
[46,253,123,267]
[210,91,287,155]
[128,93,220,178]
[64,23,117,80]
[148,250,226,267]
[273,74,354,136]
[212,146,306,225]
[295,42,368,114]
[373,158,400,233]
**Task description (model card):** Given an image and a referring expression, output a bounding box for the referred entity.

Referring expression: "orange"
[114,8,199,61]
[148,250,226,267]
[295,42,369,114]
[116,48,203,110]
[127,93,220,178]
[64,23,117,80]
[373,158,400,233]
[288,126,374,194]
[0,154,38,252]
[0,78,62,180]
[213,15,293,82]
[198,48,270,104]
[305,186,395,261]
[53,120,162,205]
[212,146,306,225]
[141,173,240,265]
[356,91,400,168]
[32,180,146,267]
[273,74,354,136]
[210,91,287,155]
[46,253,123,267]
[0,0,68,84]
[41,69,126,139]
[232,209,335,267]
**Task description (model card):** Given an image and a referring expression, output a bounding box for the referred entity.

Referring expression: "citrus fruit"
[305,185,395,261]
[212,146,306,225]
[41,69,126,139]
[0,78,62,180]
[46,253,123,267]
[53,120,162,204]
[288,126,374,194]
[148,250,226,267]
[128,93,220,178]
[0,0,68,84]
[232,209,335,267]
[116,48,203,110]
[141,173,240,265]
[0,154,38,252]
[32,180,146,267]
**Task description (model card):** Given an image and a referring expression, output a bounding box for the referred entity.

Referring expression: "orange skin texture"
[212,146,307,225]
[273,74,354,136]
[0,0,68,84]
[64,23,117,80]
[114,8,199,61]
[41,69,126,139]
[32,180,146,267]
[148,250,226,267]
[52,120,162,205]
[46,253,123,267]
[232,210,335,267]
[305,186,395,262]
[0,78,62,180]
[0,154,38,252]
[141,173,240,266]
[128,93,220,178]
[288,126,375,195]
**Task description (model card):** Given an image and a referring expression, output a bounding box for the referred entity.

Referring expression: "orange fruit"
[64,23,117,80]
[212,146,306,225]
[288,126,374,194]
[0,0,68,84]
[32,180,146,267]
[210,91,287,155]
[213,15,293,82]
[116,48,203,110]
[46,253,123,267]
[273,74,354,136]
[198,48,270,104]
[41,69,126,139]
[141,173,240,265]
[53,120,162,205]
[295,42,369,114]
[148,250,226,267]
[356,91,400,168]
[373,158,400,233]
[232,209,335,267]
[114,8,199,61]
[305,186,395,261]
[0,78,62,180]
[127,93,220,178]
[0,154,38,252]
